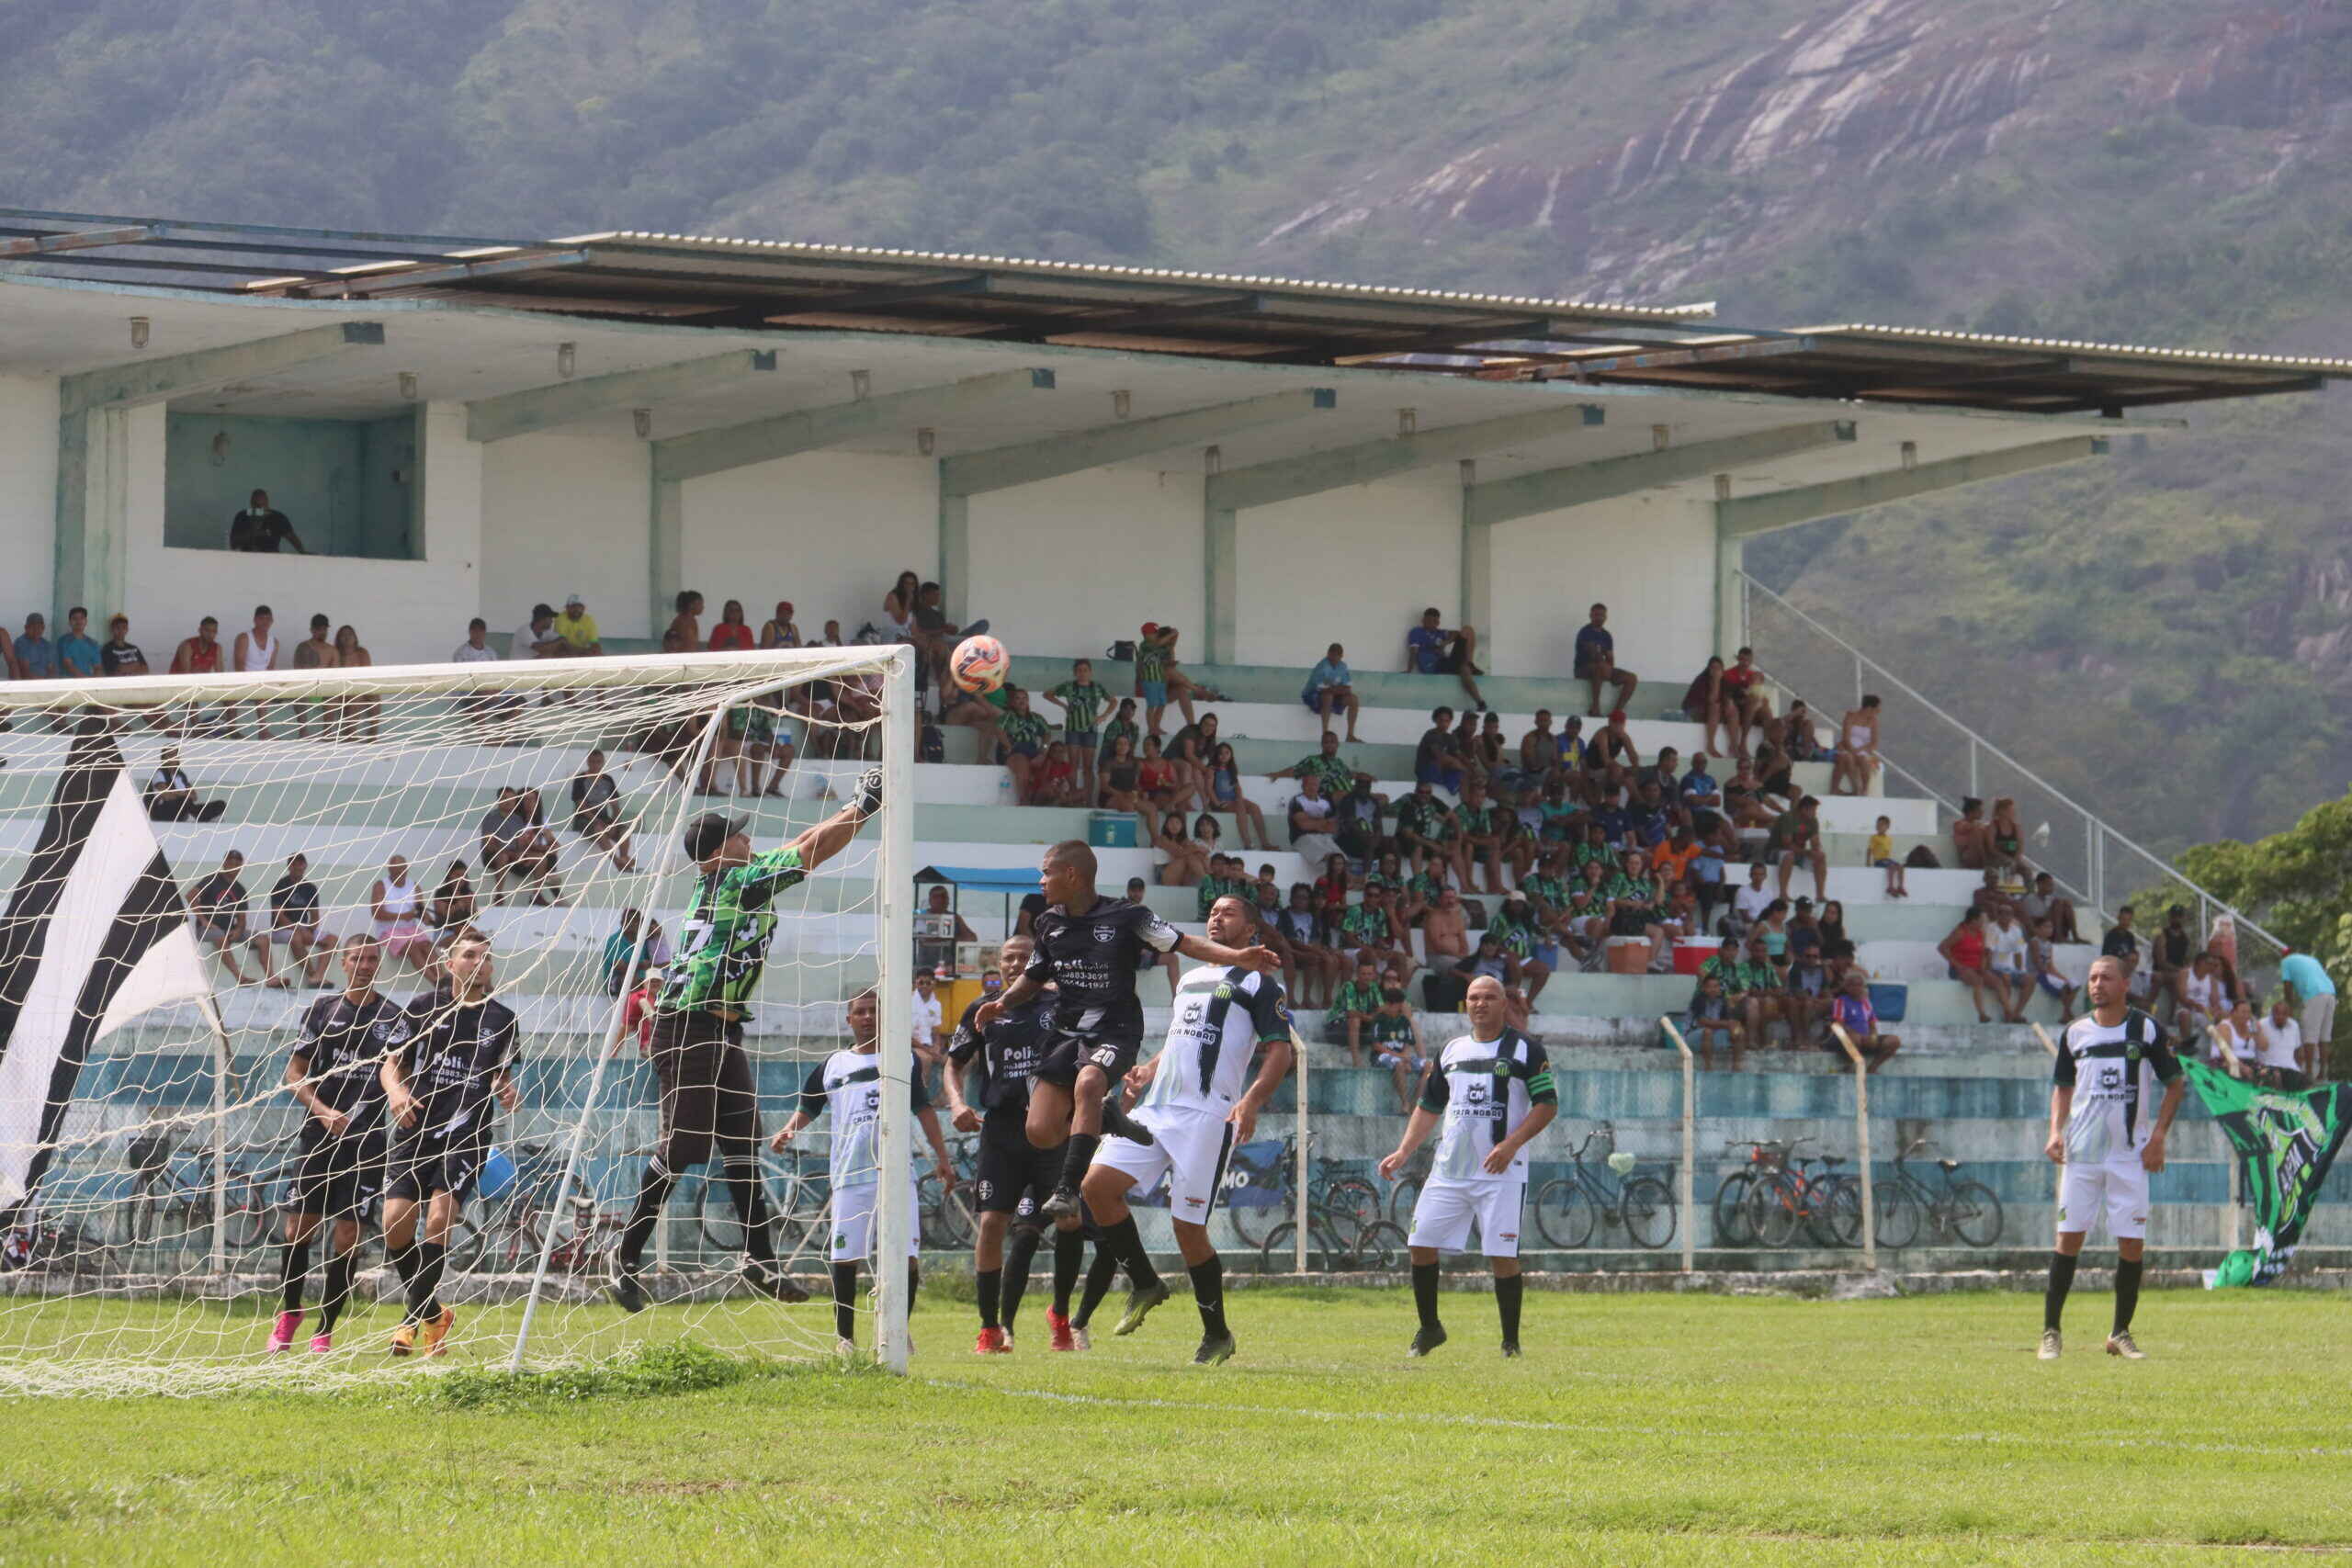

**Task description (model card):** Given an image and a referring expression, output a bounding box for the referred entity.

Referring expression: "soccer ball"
[950,634,1010,694]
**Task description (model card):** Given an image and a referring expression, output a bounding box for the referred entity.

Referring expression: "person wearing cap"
[759,601,801,650]
[607,765,888,1313]
[511,603,562,660]
[551,594,602,656]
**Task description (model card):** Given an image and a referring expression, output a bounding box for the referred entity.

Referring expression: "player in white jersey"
[2041,954,2185,1361]
[771,989,956,1356]
[1379,976,1556,1359]
[1084,896,1295,1363]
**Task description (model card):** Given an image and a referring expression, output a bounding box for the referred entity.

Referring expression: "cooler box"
[1870,983,1908,1023]
[1089,811,1138,848]
[1673,938,1722,976]
[1605,935,1653,975]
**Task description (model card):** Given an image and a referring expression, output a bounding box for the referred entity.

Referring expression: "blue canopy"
[915,864,1042,894]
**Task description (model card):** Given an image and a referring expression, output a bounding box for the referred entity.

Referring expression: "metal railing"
[1738,571,2284,968]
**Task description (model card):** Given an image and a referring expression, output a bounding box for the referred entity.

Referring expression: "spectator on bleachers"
[227,489,307,554]
[2017,872,2080,944]
[1287,771,1343,864]
[171,615,223,680]
[1394,779,1459,886]
[2028,916,2076,1018]
[1138,622,1213,736]
[665,590,705,651]
[1453,779,1509,897]
[1773,699,1824,763]
[1770,795,1829,903]
[1272,884,1336,1010]
[1034,740,1081,807]
[1685,973,1747,1070]
[1324,959,1385,1066]
[1098,695,1140,767]
[996,686,1053,805]
[1165,710,1221,802]
[1970,868,2014,926]
[1202,741,1273,851]
[1831,694,1883,795]
[190,851,266,986]
[264,852,334,990]
[1986,797,2030,877]
[481,787,563,906]
[1328,778,1383,868]
[882,570,921,643]
[1369,988,1429,1111]
[99,615,148,678]
[708,599,754,652]
[14,614,55,682]
[1135,734,1194,815]
[1043,658,1111,806]
[1721,759,1774,829]
[143,746,225,822]
[1719,646,1765,754]
[1681,655,1738,760]
[1573,603,1638,718]
[2256,995,2309,1089]
[568,749,639,872]
[1404,606,1484,709]
[331,625,377,742]
[940,671,1007,761]
[429,859,477,933]
[1939,908,2005,1025]
[2177,952,2227,1044]
[1097,731,1141,810]
[759,600,800,649]
[1301,642,1361,740]
[1730,860,1775,936]
[1491,893,1555,1007]
[602,908,673,998]
[513,603,563,660]
[1336,889,1414,991]
[1516,710,1562,788]
[1832,972,1900,1070]
[552,594,602,657]
[1951,796,1990,869]
[1985,906,2032,1023]
[910,582,963,694]
[1414,705,1467,794]
[1268,729,1359,797]
[452,618,511,741]
[1863,814,1907,899]
[1585,708,1640,795]
[368,853,435,972]
[911,968,946,1083]
[56,607,100,679]
[1470,711,1507,782]
[282,613,337,739]
[1149,809,1207,887]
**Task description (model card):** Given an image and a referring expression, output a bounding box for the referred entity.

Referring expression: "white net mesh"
[0,648,911,1395]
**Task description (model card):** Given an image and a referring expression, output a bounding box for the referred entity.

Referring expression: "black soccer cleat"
[1039,1189,1082,1224]
[1193,1332,1237,1366]
[608,1270,647,1314]
[745,1258,811,1304]
[1500,1340,1521,1359]
[1114,1280,1171,1337]
[1100,1100,1157,1147]
[1408,1325,1448,1358]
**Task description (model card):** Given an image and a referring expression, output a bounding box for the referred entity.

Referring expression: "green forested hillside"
[5,0,2349,851]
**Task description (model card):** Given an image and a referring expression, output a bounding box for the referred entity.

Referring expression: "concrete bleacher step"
[1006,655,1641,719]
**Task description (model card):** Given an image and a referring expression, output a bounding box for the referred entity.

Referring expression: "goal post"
[0,642,915,1395]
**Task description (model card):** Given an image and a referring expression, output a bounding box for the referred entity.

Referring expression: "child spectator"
[1368,988,1427,1111]
[1867,814,1908,897]
[1043,658,1111,805]
[1302,642,1361,740]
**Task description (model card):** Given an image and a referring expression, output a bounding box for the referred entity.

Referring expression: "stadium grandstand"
[2,205,2348,1357]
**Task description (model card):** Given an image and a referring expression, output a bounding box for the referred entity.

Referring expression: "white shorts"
[830,1179,920,1264]
[1407,1174,1527,1258]
[1092,1104,1235,1228]
[2302,994,2335,1046]
[2057,1152,2150,1242]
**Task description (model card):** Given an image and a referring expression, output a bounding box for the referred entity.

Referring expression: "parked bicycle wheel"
[919,1172,974,1249]
[1323,1176,1384,1234]
[697,1157,797,1255]
[1874,1184,1922,1250]
[1943,1180,2005,1247]
[1386,1176,1422,1227]
[1742,1172,1804,1248]
[1228,1190,1282,1249]
[1801,1176,1849,1248]
[1532,1177,1599,1249]
[1618,1175,1677,1249]
[1350,1220,1409,1271]
[1257,1220,1329,1274]
[1815,1176,1862,1248]
[1711,1170,1755,1247]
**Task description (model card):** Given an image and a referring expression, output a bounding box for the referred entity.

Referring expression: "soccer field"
[0,1286,2346,1565]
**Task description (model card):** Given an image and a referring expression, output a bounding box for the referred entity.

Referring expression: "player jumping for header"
[973,840,1280,1321]
[610,767,886,1313]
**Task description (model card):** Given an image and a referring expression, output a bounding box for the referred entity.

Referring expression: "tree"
[2176,793,2352,986]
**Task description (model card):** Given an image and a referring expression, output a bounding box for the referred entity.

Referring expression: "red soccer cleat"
[973,1325,1011,1355]
[1047,1308,1077,1352]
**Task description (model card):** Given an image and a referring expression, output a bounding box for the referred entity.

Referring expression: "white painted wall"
[683,449,935,642]
[482,430,650,638]
[124,400,488,665]
[967,466,1203,660]
[1233,468,1463,668]
[0,375,59,628]
[1489,492,1715,692]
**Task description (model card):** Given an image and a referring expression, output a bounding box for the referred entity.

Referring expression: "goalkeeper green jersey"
[658,846,808,1014]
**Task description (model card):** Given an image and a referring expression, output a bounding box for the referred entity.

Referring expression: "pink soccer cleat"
[309,1333,333,1355]
[267,1310,303,1354]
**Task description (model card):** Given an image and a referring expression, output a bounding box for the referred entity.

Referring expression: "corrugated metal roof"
[1800,322,2352,375]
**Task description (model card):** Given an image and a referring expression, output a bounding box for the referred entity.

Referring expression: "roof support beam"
[0,224,151,258]
[59,321,386,415]
[759,272,991,319]
[1205,401,1605,513]
[941,388,1335,497]
[959,291,1261,342]
[1502,336,1815,383]
[466,349,776,443]
[650,367,1057,483]
[1465,421,1855,528]
[1715,434,2107,538]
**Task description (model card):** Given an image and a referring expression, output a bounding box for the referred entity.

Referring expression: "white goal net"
[0,646,918,1395]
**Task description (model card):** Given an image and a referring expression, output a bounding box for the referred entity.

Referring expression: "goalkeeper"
[610,766,886,1312]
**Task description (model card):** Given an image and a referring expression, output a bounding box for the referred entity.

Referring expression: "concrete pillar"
[1204,504,1238,664]
[1713,523,1746,656]
[938,483,969,625]
[416,401,485,620]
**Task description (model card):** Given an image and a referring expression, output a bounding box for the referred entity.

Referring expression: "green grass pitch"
[0,1286,2346,1564]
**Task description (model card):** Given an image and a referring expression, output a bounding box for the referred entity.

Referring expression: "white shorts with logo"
[830,1178,920,1264]
[1092,1103,1235,1226]
[2057,1151,2150,1242]
[1407,1173,1527,1258]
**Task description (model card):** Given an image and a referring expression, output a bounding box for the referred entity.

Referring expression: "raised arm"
[1173,930,1279,972]
[785,768,885,874]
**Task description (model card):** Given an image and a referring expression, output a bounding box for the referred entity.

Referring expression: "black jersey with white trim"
[1023,897,1182,1043]
[947,993,1055,1113]
[391,987,520,1139]
[289,992,403,1145]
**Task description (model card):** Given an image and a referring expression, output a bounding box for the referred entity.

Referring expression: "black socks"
[2112,1256,2143,1336]
[1002,1225,1045,1331]
[1051,1225,1083,1315]
[720,1156,775,1263]
[1073,1242,1121,1329]
[1411,1260,1442,1333]
[1496,1273,1523,1344]
[619,1159,677,1274]
[1190,1257,1227,1339]
[279,1238,312,1313]
[406,1242,447,1323]
[1101,1216,1160,1292]
[977,1269,1002,1331]
[832,1263,859,1343]
[319,1250,356,1335]
[2045,1250,2078,1332]
[1058,1134,1101,1196]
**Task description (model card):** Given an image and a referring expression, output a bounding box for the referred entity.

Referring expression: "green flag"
[2179,1060,2352,1287]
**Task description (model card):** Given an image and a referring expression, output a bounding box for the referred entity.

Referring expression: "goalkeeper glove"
[852,767,885,818]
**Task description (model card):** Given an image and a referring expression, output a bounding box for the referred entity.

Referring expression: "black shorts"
[1037,1029,1141,1087]
[293,1132,385,1219]
[384,1129,489,1203]
[973,1109,1058,1219]
[648,1009,762,1167]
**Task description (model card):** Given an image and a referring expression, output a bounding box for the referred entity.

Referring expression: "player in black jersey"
[266,937,403,1356]
[975,840,1278,1236]
[379,931,520,1357]
[943,935,1087,1353]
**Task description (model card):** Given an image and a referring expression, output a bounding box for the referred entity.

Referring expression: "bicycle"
[1227,1132,1382,1249]
[1256,1134,1408,1272]
[112,1131,282,1257]
[1532,1122,1677,1250]
[1384,1145,1433,1226]
[1872,1139,2004,1249]
[918,1134,979,1250]
[695,1147,832,1259]
[447,1141,606,1277]
[1710,1138,1793,1248]
[1737,1139,1860,1248]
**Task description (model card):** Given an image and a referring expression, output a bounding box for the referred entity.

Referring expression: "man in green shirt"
[1268,731,1367,799]
[1454,781,1507,897]
[1325,959,1385,1065]
[1043,658,1113,804]
[611,767,886,1313]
